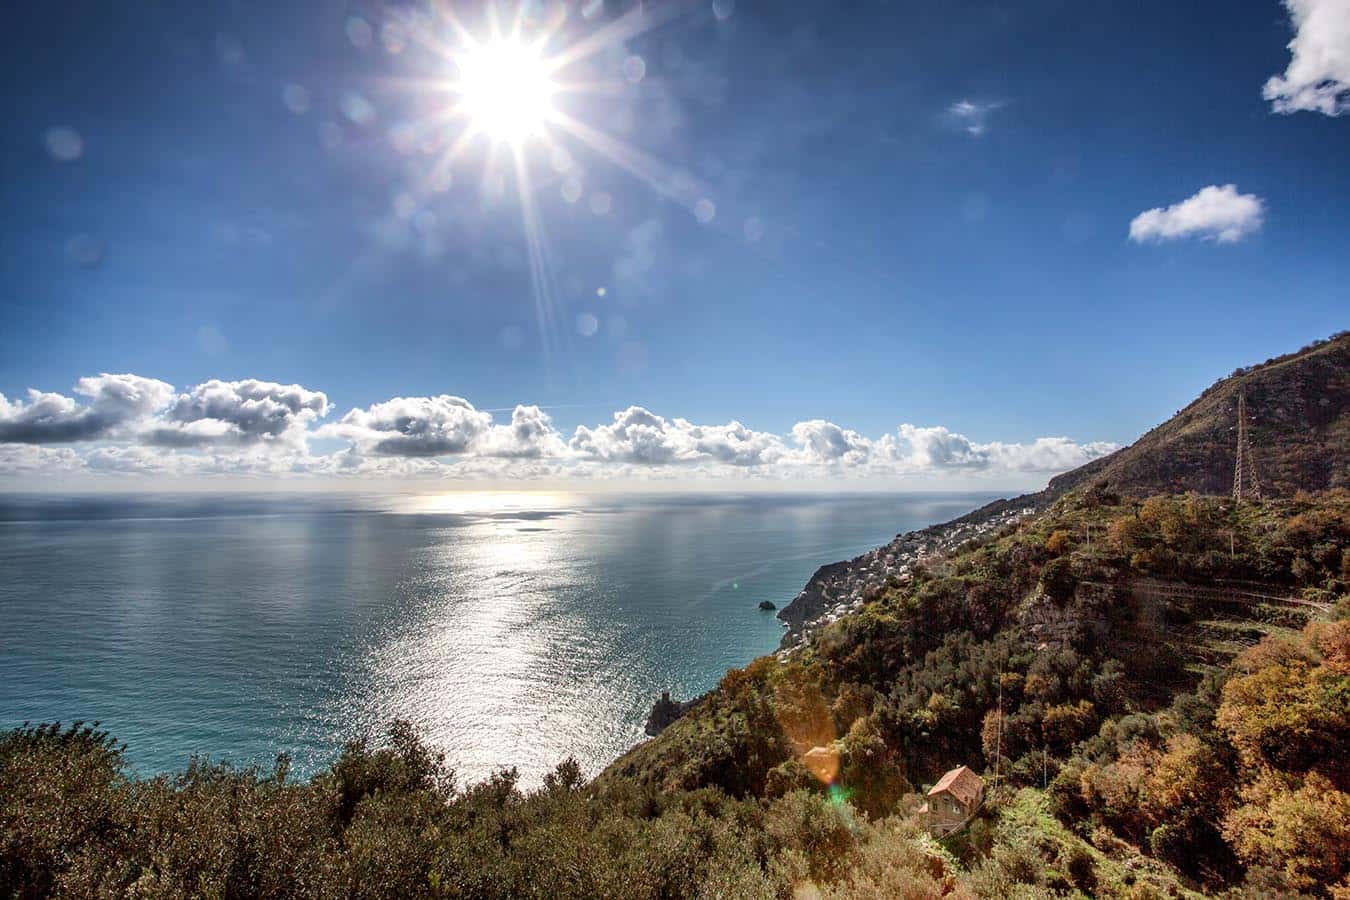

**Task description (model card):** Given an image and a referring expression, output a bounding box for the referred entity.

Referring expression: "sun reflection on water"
[398,490,576,516]
[348,490,642,783]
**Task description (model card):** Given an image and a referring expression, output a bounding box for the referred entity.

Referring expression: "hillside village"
[777,503,1038,651]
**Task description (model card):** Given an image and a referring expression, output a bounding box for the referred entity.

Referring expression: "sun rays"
[373,1,712,369]
[401,1,705,198]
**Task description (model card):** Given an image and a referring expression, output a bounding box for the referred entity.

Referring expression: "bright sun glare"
[456,39,556,144]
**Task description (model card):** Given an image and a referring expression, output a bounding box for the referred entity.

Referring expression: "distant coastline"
[774,498,1037,650]
[641,491,1022,734]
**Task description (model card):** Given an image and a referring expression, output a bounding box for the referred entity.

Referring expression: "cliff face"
[1048,332,1349,499]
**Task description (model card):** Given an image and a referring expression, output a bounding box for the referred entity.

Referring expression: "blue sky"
[0,0,1346,488]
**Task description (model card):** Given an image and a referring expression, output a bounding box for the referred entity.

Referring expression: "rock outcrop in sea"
[643,691,701,737]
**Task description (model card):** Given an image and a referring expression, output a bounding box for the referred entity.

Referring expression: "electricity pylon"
[1232,392,1262,502]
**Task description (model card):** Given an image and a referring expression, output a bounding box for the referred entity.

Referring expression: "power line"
[1232,391,1262,502]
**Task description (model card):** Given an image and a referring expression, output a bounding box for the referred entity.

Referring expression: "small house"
[919,765,984,835]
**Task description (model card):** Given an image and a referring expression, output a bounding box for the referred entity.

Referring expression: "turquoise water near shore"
[0,491,995,784]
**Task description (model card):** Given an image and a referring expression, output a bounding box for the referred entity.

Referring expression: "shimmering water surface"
[0,491,994,784]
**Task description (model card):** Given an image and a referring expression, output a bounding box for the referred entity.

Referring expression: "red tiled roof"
[927,765,984,806]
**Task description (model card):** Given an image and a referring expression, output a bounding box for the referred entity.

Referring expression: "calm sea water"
[0,491,994,785]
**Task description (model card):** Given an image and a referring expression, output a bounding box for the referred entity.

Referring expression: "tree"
[1216,658,1349,772]
[1222,771,1350,892]
[1042,701,1097,750]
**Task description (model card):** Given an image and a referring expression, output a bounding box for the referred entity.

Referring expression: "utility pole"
[993,673,1003,792]
[1232,392,1262,502]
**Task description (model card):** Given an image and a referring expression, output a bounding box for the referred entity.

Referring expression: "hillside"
[1049,331,1349,499]
[770,333,1348,650]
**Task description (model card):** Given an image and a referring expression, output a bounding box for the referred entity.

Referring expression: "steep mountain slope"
[1048,331,1349,498]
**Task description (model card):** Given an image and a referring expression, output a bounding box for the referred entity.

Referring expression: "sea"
[0,491,996,785]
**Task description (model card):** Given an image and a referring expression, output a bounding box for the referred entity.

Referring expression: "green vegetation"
[3,488,1347,898]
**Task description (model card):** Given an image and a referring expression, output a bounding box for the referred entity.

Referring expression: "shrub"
[1064,844,1096,892]
[1039,557,1077,605]
[1045,530,1072,556]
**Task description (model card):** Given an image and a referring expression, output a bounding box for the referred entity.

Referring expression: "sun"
[455,38,556,144]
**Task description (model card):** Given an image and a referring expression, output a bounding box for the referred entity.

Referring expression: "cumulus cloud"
[571,407,688,465]
[1128,185,1265,244]
[894,424,990,469]
[480,405,569,459]
[569,407,786,467]
[0,443,85,475]
[326,395,494,457]
[884,425,1117,474]
[1263,0,1350,116]
[0,374,173,443]
[788,420,874,466]
[682,420,786,467]
[981,436,1119,473]
[84,445,187,475]
[0,372,1119,486]
[145,379,329,448]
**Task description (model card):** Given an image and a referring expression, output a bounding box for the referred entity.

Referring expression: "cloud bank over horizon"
[0,373,1118,487]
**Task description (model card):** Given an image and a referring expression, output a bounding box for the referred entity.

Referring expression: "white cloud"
[981,436,1120,473]
[325,395,494,457]
[681,420,786,467]
[948,100,1001,136]
[1264,0,1350,116]
[887,425,1117,474]
[145,379,329,448]
[0,372,1119,486]
[569,407,673,463]
[788,420,874,466]
[480,405,570,459]
[1128,185,1265,244]
[85,445,189,475]
[0,374,174,443]
[569,407,788,467]
[895,424,989,469]
[0,443,85,475]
